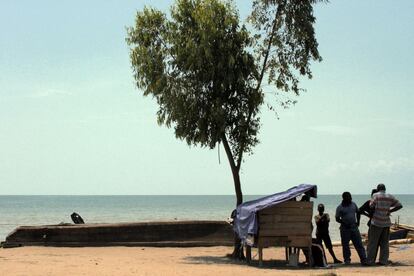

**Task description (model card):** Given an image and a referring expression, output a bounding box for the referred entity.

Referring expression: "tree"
[127,0,323,258]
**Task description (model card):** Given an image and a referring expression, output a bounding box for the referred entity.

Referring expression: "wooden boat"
[390,223,414,240]
[361,223,414,241]
[1,220,234,248]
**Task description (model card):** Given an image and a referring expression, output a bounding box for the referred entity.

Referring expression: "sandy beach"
[1,244,413,276]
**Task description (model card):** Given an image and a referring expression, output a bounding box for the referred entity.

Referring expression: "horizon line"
[0,194,413,196]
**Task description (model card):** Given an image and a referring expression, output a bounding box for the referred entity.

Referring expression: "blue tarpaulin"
[233,184,317,242]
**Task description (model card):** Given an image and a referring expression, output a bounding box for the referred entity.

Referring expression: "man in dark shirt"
[315,204,342,263]
[359,189,377,226]
[336,192,367,265]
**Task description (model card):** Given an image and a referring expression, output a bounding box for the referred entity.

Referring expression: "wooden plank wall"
[257,201,313,248]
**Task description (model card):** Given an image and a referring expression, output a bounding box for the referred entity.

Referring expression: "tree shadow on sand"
[183,256,316,270]
[183,256,413,271]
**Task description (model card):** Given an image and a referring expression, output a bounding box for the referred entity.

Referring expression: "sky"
[0,0,413,195]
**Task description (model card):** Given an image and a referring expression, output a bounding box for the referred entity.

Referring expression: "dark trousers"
[316,233,333,249]
[367,225,390,265]
[340,227,367,263]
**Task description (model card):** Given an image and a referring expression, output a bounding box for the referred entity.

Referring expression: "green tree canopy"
[127,0,262,161]
[127,0,323,207]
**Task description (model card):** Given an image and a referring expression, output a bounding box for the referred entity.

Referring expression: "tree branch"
[254,11,280,93]
[236,2,284,170]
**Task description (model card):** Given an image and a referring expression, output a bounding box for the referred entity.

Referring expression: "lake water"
[1,195,413,242]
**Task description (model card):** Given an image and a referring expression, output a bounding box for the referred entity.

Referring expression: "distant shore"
[1,245,413,275]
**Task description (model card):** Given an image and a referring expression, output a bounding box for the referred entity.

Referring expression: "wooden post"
[285,246,288,262]
[246,245,252,264]
[308,246,313,267]
[258,247,263,267]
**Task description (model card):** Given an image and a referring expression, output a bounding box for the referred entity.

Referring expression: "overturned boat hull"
[1,220,234,248]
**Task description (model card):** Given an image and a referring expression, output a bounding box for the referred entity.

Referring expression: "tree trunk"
[231,165,243,206]
[221,134,243,205]
[221,134,245,260]
[229,160,245,259]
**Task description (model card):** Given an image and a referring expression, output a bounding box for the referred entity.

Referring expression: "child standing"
[315,203,342,264]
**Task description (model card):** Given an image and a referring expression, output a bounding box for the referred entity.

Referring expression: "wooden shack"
[245,201,313,266]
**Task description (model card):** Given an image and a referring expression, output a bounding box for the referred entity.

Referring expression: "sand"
[0,244,413,275]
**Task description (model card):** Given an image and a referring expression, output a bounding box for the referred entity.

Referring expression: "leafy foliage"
[249,0,323,109]
[127,0,262,158]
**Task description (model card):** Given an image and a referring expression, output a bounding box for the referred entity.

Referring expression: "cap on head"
[377,183,386,191]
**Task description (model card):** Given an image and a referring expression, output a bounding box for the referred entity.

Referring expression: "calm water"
[1,195,413,242]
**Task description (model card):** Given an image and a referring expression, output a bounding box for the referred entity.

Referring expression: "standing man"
[336,192,367,265]
[367,184,403,265]
[359,189,378,226]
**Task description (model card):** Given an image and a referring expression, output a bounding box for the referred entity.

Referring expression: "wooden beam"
[259,215,312,224]
[259,208,313,216]
[259,222,311,231]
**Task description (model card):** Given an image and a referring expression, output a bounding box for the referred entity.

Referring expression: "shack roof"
[233,184,317,242]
